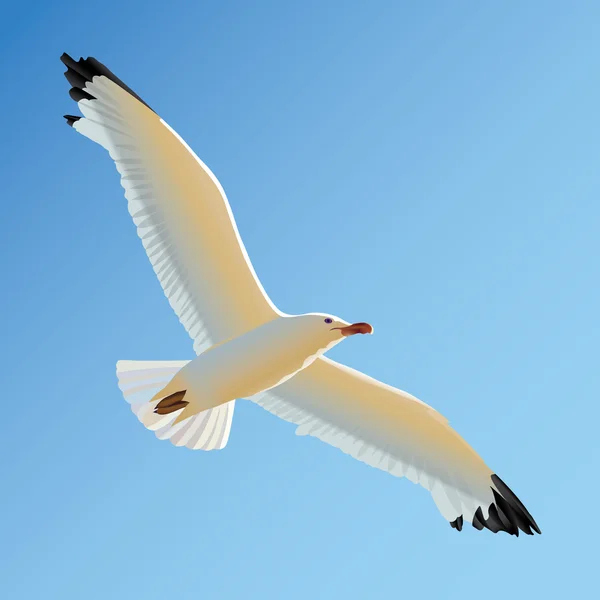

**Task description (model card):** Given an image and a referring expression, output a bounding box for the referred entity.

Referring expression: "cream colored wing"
[61,54,280,353]
[251,356,541,536]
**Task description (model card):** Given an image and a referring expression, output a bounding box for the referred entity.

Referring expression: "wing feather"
[62,53,280,353]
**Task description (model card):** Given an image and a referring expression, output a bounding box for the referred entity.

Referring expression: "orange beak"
[333,322,374,336]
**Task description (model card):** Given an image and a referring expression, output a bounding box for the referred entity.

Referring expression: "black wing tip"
[63,114,81,127]
[449,474,541,537]
[60,51,154,112]
[491,474,542,535]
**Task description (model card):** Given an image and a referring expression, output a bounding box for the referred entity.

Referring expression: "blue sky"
[0,0,598,597]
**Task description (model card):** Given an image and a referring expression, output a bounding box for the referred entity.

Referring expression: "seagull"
[60,52,541,537]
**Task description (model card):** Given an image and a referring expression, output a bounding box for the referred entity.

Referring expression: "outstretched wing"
[251,356,541,536]
[61,53,280,353]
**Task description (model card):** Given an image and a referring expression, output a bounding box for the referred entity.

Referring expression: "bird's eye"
[324,318,333,324]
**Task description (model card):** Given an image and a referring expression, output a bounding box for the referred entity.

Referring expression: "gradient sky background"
[0,1,598,598]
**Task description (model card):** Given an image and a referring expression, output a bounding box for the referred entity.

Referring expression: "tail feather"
[116,360,235,451]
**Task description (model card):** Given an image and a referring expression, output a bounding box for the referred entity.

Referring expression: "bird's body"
[152,313,353,423]
[61,52,541,537]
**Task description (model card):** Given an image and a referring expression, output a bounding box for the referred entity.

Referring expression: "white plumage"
[61,53,540,536]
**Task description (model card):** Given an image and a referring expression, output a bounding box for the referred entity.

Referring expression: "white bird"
[61,53,541,537]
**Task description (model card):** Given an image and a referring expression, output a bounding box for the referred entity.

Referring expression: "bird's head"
[290,313,374,356]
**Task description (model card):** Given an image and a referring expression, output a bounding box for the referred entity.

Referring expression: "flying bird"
[60,52,541,537]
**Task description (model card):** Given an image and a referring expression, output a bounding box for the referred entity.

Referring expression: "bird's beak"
[333,322,374,336]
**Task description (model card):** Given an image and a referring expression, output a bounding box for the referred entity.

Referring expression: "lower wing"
[250,356,541,536]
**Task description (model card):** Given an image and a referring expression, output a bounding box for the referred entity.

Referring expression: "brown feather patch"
[154,391,188,415]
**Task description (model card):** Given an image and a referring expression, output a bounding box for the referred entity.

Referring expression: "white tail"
[116,360,235,450]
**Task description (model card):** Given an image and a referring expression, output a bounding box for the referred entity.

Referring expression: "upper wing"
[251,356,541,536]
[61,53,280,353]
